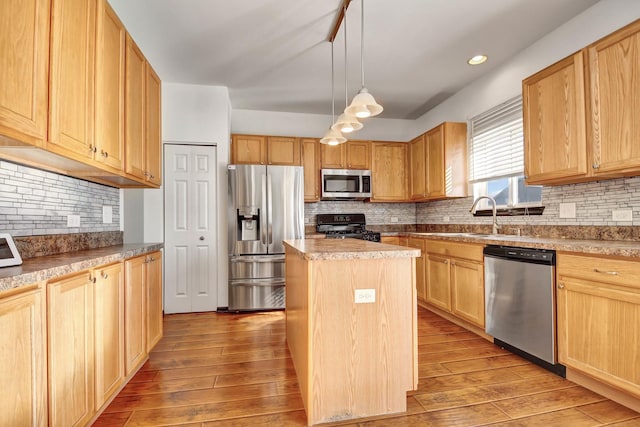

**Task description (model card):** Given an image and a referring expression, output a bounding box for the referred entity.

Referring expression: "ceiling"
[109,0,599,120]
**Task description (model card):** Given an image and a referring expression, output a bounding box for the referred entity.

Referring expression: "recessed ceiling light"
[468,55,488,65]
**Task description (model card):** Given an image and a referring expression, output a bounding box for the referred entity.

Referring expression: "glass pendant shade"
[345,87,383,118]
[331,112,363,133]
[320,127,347,145]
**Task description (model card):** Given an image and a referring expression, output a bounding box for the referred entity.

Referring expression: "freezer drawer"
[229,278,285,311]
[229,255,285,280]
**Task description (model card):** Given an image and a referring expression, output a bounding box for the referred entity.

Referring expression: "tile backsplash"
[0,160,120,236]
[305,201,416,226]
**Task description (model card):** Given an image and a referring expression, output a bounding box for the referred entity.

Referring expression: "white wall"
[232,109,414,142]
[411,0,640,137]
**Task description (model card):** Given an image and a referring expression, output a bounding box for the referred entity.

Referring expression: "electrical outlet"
[612,209,633,222]
[390,217,399,223]
[443,215,450,222]
[355,289,375,304]
[304,217,311,224]
[67,214,80,227]
[103,206,113,224]
[559,202,576,219]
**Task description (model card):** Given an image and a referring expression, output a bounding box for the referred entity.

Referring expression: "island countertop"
[284,238,420,261]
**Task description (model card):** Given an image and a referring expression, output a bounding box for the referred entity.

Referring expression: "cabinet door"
[0,0,49,146]
[94,262,125,409]
[145,63,162,185]
[426,254,451,311]
[409,135,427,200]
[231,135,266,164]
[302,138,320,202]
[557,277,640,396]
[125,34,146,180]
[523,52,588,184]
[0,285,47,427]
[370,142,408,202]
[451,259,484,327]
[380,236,401,245]
[407,238,427,302]
[267,136,301,165]
[146,252,163,352]
[125,255,147,375]
[48,272,95,427]
[426,126,445,198]
[320,143,346,169]
[95,0,125,170]
[346,140,370,169]
[589,21,640,176]
[48,0,96,159]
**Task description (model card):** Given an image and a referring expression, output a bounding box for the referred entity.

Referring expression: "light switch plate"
[103,206,113,224]
[355,289,375,304]
[612,209,633,222]
[559,202,576,219]
[390,217,399,223]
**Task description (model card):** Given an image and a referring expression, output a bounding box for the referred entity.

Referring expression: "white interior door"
[164,144,217,313]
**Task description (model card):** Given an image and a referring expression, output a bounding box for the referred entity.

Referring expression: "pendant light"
[345,0,383,118]
[331,3,363,134]
[320,41,347,145]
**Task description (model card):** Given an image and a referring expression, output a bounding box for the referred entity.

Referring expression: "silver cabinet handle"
[593,268,618,275]
[89,276,96,284]
[101,271,108,279]
[592,164,600,170]
[558,282,565,289]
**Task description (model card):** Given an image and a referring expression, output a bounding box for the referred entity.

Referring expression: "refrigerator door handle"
[267,173,273,245]
[261,174,268,246]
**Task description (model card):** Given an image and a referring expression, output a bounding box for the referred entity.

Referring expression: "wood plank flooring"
[94,307,640,426]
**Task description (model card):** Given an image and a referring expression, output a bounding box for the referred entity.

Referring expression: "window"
[468,96,542,211]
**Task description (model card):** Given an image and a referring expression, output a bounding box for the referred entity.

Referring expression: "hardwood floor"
[94,307,640,426]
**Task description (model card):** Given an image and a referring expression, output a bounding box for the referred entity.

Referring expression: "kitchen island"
[283,238,420,426]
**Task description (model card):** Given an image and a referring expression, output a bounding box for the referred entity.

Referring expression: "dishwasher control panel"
[483,245,555,265]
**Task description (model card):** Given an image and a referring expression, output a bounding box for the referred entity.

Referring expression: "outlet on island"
[355,288,376,304]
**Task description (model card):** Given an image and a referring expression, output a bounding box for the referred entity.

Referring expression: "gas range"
[315,214,381,242]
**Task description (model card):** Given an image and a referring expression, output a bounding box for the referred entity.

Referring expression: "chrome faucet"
[470,196,501,235]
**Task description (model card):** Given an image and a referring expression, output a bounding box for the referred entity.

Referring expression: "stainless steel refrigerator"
[227,164,304,311]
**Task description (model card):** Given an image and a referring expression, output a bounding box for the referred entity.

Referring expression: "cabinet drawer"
[558,253,640,290]
[426,240,484,262]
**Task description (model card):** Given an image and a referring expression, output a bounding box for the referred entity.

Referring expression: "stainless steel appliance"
[315,214,381,242]
[321,169,372,200]
[227,164,304,311]
[484,245,565,376]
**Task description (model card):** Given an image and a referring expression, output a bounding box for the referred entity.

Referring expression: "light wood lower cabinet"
[407,238,427,302]
[124,255,147,374]
[48,271,95,427]
[425,240,485,328]
[93,262,125,409]
[557,253,640,398]
[0,284,47,427]
[146,251,163,352]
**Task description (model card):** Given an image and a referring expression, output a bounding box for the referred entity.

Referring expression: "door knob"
[199,236,205,240]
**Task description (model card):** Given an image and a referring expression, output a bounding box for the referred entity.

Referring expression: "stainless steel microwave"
[321,169,372,200]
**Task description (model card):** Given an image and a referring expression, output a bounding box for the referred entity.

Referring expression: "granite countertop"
[284,238,420,261]
[0,243,164,293]
[405,233,640,258]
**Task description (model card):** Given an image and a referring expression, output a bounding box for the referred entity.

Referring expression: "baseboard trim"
[566,368,640,413]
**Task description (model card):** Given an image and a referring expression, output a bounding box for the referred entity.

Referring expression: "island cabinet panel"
[0,284,47,427]
[557,253,640,399]
[0,0,49,146]
[285,245,417,426]
[48,271,95,427]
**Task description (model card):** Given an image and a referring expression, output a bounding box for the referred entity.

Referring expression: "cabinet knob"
[443,259,449,265]
[89,276,96,284]
[592,163,600,170]
[101,271,108,279]
[558,282,565,289]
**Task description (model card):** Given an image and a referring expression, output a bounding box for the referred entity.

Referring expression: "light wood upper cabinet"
[95,0,125,171]
[145,63,162,185]
[48,271,95,427]
[557,253,640,398]
[231,134,301,165]
[523,52,588,184]
[125,34,146,180]
[409,135,427,200]
[124,255,148,375]
[426,122,467,199]
[93,262,125,409]
[320,140,370,169]
[589,21,640,177]
[302,138,320,202]
[523,20,640,185]
[146,251,163,352]
[370,142,408,202]
[0,0,49,147]
[0,284,47,427]
[48,0,96,160]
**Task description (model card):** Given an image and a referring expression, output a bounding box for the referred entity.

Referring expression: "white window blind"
[468,96,523,183]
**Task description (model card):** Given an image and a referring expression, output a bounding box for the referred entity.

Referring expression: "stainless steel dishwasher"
[484,245,565,376]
